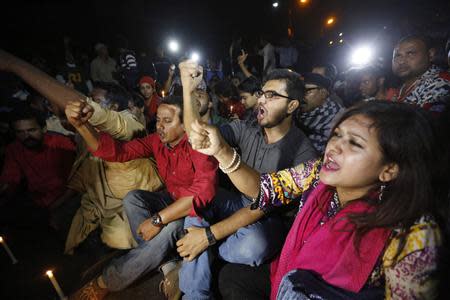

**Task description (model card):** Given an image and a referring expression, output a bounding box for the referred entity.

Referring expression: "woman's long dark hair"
[332,100,448,258]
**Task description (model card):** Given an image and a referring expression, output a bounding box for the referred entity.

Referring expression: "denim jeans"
[102,190,184,291]
[179,188,286,300]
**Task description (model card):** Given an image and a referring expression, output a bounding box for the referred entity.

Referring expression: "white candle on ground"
[0,236,18,264]
[46,270,67,300]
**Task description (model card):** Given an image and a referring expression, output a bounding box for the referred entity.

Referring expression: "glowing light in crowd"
[329,41,333,45]
[191,52,200,62]
[339,32,343,37]
[272,2,279,8]
[339,39,344,43]
[168,40,180,53]
[326,17,335,25]
[350,46,373,66]
[46,270,66,300]
[0,236,18,264]
[300,0,308,4]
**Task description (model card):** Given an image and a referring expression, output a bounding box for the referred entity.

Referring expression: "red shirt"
[0,133,76,207]
[92,133,218,217]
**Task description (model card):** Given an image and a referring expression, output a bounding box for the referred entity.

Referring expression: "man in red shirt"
[65,95,218,299]
[0,107,77,228]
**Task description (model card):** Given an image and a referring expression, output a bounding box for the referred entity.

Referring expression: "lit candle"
[46,270,67,300]
[162,90,165,98]
[230,105,234,114]
[0,236,18,264]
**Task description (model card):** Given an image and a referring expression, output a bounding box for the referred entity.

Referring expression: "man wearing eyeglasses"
[297,73,344,153]
[176,62,317,300]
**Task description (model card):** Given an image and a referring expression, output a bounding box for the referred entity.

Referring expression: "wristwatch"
[205,227,217,246]
[151,213,165,228]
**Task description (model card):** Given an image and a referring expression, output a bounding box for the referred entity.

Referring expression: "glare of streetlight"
[300,0,308,4]
[339,32,343,37]
[329,41,334,45]
[168,40,179,53]
[272,2,279,8]
[326,17,335,25]
[191,52,200,62]
[339,39,344,43]
[350,46,373,66]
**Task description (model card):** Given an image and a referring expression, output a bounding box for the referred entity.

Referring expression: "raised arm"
[179,60,204,136]
[0,49,85,110]
[237,50,253,78]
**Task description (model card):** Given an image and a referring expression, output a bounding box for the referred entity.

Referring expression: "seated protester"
[128,92,146,126]
[0,107,78,233]
[359,66,397,101]
[188,100,446,300]
[238,76,261,123]
[193,88,228,127]
[177,62,317,300]
[65,95,218,299]
[392,34,450,114]
[56,51,93,95]
[138,76,161,132]
[296,73,344,153]
[0,50,163,254]
[64,94,163,254]
[312,63,345,107]
[214,79,246,120]
[89,81,109,105]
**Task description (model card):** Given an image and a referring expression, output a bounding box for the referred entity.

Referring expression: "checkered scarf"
[298,98,343,153]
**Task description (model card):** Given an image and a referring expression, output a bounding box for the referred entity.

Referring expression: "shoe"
[159,261,182,300]
[69,278,109,300]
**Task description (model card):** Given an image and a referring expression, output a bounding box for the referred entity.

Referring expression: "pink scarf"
[270,182,391,300]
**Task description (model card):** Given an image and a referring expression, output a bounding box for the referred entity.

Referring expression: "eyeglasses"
[304,87,321,94]
[255,90,296,101]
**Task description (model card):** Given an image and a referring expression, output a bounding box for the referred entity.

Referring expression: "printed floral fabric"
[256,160,441,298]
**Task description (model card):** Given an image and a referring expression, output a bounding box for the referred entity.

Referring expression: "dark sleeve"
[219,120,244,148]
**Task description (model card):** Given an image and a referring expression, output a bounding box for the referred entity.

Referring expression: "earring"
[379,184,386,202]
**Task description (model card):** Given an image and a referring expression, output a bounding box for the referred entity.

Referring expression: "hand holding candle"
[46,270,67,300]
[0,236,18,264]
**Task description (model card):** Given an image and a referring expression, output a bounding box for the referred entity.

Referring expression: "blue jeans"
[179,188,286,300]
[102,190,184,291]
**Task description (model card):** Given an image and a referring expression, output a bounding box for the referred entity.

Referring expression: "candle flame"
[0,236,3,242]
[46,270,54,278]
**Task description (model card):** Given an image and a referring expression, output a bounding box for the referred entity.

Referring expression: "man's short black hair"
[238,76,261,94]
[359,66,384,79]
[10,105,46,128]
[160,95,183,122]
[397,34,432,51]
[264,69,305,102]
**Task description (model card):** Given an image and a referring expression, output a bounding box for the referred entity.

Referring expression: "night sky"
[3,0,450,71]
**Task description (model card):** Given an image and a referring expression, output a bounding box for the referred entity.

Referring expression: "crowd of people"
[0,31,450,300]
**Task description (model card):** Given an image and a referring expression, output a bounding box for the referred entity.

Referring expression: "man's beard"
[261,110,290,129]
[22,137,43,149]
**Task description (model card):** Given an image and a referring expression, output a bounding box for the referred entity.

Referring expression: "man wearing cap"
[297,72,344,153]
[90,43,118,84]
[139,76,161,132]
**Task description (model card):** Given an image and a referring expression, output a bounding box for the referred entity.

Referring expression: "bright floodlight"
[168,40,179,53]
[272,2,279,8]
[351,46,373,66]
[191,52,200,62]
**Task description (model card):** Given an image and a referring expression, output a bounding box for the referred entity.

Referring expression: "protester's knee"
[220,232,271,266]
[123,190,146,210]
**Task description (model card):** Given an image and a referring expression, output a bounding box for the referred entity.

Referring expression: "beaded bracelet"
[219,147,237,171]
[221,153,241,174]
